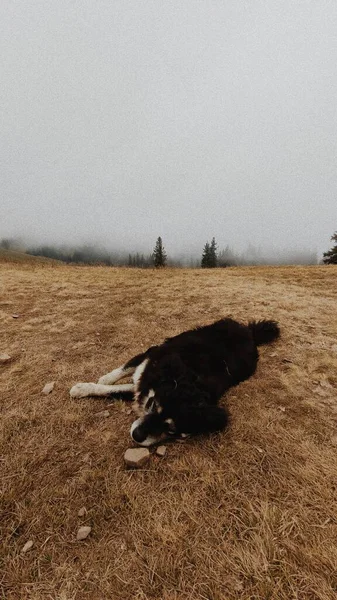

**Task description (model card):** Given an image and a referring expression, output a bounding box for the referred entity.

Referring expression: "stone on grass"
[156,445,167,457]
[78,506,87,517]
[21,540,34,553]
[12,314,20,319]
[42,381,55,394]
[124,448,150,469]
[0,353,11,363]
[76,526,91,540]
[94,410,110,418]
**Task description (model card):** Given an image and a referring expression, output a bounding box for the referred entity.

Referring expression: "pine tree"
[201,238,218,268]
[201,242,211,268]
[153,237,167,267]
[209,237,218,268]
[323,231,337,264]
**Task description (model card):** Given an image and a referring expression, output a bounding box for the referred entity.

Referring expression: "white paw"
[98,374,113,385]
[70,382,97,398]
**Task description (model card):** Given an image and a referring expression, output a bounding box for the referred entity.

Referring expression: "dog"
[70,317,280,446]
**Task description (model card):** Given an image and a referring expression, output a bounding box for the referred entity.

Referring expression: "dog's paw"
[70,382,97,398]
[98,374,113,385]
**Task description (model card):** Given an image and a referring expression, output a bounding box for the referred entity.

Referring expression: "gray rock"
[156,445,167,457]
[76,526,91,540]
[94,410,110,418]
[21,540,34,553]
[124,448,150,468]
[42,382,55,394]
[0,353,11,363]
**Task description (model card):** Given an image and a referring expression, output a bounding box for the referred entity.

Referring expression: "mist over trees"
[0,236,321,267]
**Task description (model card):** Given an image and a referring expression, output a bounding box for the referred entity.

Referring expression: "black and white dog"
[70,318,280,446]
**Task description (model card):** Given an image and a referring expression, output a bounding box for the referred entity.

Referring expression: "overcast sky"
[1,0,337,257]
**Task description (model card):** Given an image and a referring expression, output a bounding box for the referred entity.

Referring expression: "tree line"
[1,232,336,266]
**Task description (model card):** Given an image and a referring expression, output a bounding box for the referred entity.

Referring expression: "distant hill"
[0,248,63,265]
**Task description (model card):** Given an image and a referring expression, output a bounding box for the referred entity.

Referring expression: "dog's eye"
[164,418,176,434]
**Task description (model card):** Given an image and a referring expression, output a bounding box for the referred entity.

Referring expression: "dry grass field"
[1,257,337,600]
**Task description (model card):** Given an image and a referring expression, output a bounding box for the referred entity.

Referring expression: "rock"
[94,410,110,418]
[12,314,20,319]
[278,406,286,412]
[0,353,11,363]
[76,526,91,540]
[82,453,92,465]
[320,380,333,389]
[124,448,150,468]
[156,445,167,457]
[42,382,55,395]
[21,540,34,553]
[313,386,328,397]
[270,352,278,357]
[78,506,87,517]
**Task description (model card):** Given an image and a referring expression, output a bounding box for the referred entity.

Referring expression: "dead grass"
[1,261,336,600]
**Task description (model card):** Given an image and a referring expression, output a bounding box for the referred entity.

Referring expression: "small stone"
[270,352,278,357]
[313,386,328,397]
[124,448,150,468]
[12,314,20,319]
[256,447,264,454]
[21,540,34,553]
[42,382,55,394]
[126,409,132,415]
[278,406,286,412]
[320,380,333,389]
[94,410,110,418]
[78,506,87,517]
[76,526,91,540]
[156,446,167,457]
[0,353,11,363]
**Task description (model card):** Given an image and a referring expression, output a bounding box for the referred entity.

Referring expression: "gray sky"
[1,0,337,257]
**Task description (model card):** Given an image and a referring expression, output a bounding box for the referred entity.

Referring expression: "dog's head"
[130,354,229,446]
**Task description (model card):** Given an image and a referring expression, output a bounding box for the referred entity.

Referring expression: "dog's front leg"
[98,351,150,385]
[70,382,134,399]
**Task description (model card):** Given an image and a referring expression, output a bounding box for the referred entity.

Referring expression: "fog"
[1,1,337,260]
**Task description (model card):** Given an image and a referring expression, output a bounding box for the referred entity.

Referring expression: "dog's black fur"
[123,317,280,444]
[71,317,280,445]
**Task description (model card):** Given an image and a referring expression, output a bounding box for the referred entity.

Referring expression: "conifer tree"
[323,231,337,264]
[201,238,218,268]
[153,237,167,267]
[209,237,218,268]
[201,242,211,268]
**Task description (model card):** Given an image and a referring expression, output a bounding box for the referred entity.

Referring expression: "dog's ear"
[174,403,229,435]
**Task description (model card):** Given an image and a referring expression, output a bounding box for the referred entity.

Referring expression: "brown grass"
[1,260,336,600]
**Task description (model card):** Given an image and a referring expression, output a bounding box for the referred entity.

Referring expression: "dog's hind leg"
[70,382,134,400]
[97,351,150,385]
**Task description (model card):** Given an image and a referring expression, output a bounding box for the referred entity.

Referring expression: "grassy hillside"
[0,248,63,266]
[1,264,336,599]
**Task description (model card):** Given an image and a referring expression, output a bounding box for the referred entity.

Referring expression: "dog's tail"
[248,320,280,345]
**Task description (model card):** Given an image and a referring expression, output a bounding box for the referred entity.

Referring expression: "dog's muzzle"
[130,417,163,447]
